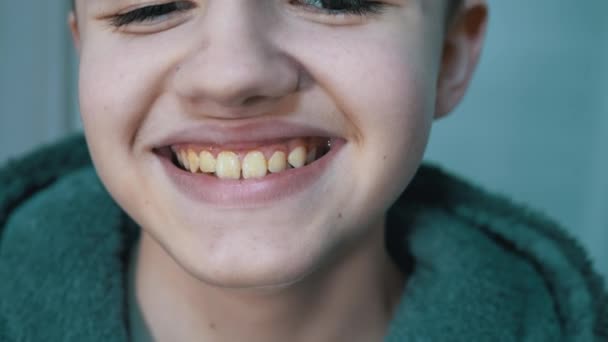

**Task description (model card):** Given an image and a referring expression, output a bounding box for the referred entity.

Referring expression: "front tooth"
[187,149,200,173]
[268,151,287,173]
[216,151,241,180]
[199,151,216,173]
[242,151,268,179]
[306,146,317,164]
[288,146,306,168]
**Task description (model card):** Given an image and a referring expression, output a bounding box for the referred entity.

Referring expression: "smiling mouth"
[159,137,333,180]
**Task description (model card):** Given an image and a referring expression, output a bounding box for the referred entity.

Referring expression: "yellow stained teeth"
[288,146,306,168]
[268,151,287,173]
[216,151,241,180]
[199,151,216,173]
[187,149,200,173]
[242,151,268,179]
[175,141,324,177]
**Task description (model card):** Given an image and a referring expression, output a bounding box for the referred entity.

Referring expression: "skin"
[70,0,487,341]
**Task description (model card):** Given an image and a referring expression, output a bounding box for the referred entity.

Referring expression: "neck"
[134,221,406,342]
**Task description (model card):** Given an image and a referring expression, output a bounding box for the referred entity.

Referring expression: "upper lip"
[153,120,340,149]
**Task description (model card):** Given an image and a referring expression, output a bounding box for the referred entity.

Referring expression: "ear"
[434,0,488,119]
[68,11,81,53]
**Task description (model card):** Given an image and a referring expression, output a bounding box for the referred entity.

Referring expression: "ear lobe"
[434,2,488,119]
[68,11,81,53]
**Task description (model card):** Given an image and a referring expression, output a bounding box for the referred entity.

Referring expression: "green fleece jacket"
[0,135,606,341]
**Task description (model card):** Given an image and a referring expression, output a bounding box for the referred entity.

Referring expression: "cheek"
[78,33,185,148]
[286,24,437,146]
[353,49,435,148]
[77,34,184,215]
[355,49,435,210]
[283,26,438,217]
[79,60,134,165]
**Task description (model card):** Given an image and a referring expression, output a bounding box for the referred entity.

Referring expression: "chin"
[143,216,334,290]
[179,244,326,290]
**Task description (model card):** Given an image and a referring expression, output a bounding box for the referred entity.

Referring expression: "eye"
[110,1,195,28]
[290,0,386,17]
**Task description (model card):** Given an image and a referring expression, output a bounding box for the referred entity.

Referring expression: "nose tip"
[189,55,298,107]
[172,26,301,117]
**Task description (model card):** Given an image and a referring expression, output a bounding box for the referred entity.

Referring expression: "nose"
[172,3,300,118]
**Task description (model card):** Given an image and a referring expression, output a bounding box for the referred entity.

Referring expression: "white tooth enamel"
[180,150,190,170]
[199,151,216,173]
[187,149,200,173]
[288,146,306,168]
[306,146,317,164]
[268,151,287,173]
[242,151,268,179]
[216,151,241,180]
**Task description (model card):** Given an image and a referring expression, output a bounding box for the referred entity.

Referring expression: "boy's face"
[72,0,484,287]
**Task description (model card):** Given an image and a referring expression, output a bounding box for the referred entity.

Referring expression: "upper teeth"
[172,139,330,180]
[187,150,200,174]
[268,151,287,173]
[241,151,267,179]
[199,151,216,173]
[216,151,241,180]
[287,146,306,169]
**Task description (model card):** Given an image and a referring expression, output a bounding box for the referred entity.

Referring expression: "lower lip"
[157,139,345,208]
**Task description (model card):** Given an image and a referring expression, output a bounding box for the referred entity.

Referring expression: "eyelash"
[109,0,386,27]
[293,0,386,16]
[110,2,194,27]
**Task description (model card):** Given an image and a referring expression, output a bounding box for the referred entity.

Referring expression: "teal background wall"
[1,1,607,280]
[425,0,608,280]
